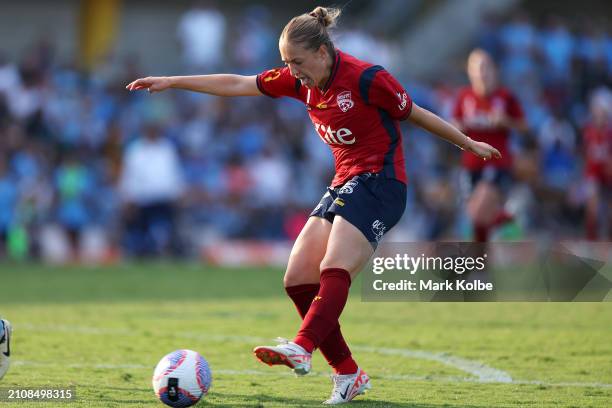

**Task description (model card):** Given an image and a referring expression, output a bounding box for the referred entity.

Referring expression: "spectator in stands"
[1,4,612,259]
[232,6,276,72]
[119,119,185,256]
[177,1,227,72]
[0,155,17,256]
[247,144,292,240]
[498,11,538,89]
[539,16,574,86]
[54,150,95,260]
[538,105,577,190]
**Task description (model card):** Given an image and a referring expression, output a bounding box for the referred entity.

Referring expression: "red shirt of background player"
[582,122,612,185]
[453,87,524,171]
[256,50,411,187]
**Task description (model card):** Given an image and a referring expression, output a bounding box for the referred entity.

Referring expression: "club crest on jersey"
[336,91,354,112]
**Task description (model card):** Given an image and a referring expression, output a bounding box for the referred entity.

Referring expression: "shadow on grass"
[74,386,489,407]
[202,391,320,407]
[91,398,153,405]
[201,391,487,407]
[349,402,485,408]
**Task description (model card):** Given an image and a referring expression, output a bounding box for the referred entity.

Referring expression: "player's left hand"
[467,139,501,160]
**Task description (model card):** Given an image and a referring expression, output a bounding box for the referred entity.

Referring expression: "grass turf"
[0,262,610,407]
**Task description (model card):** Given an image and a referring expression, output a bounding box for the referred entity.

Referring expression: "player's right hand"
[125,76,172,93]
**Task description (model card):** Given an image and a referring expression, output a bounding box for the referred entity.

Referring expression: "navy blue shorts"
[310,173,407,246]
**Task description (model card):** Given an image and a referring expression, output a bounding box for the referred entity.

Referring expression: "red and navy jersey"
[582,123,612,185]
[453,87,523,171]
[256,50,411,186]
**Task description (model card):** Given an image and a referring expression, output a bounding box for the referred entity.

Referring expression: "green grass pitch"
[1,263,610,407]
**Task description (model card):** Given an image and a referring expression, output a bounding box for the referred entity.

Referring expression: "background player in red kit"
[453,49,527,242]
[582,89,612,240]
[127,6,500,404]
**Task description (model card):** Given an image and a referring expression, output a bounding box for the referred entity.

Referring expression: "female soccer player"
[127,7,499,404]
[452,49,527,242]
[582,89,612,240]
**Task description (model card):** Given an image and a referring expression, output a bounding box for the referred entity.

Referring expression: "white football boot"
[253,337,312,376]
[0,319,11,380]
[323,367,371,405]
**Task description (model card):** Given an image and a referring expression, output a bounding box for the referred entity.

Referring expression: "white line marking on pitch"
[14,324,612,389]
[353,346,512,383]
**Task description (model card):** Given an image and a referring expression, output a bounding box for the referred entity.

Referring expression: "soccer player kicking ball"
[0,319,11,380]
[127,6,499,404]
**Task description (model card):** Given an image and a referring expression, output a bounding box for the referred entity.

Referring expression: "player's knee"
[283,271,299,287]
[470,190,499,225]
[283,263,319,288]
[320,239,372,274]
[319,252,334,272]
[319,257,349,274]
[283,273,316,288]
[319,258,333,272]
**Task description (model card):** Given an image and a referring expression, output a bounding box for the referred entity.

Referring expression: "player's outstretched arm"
[125,74,261,97]
[408,103,501,160]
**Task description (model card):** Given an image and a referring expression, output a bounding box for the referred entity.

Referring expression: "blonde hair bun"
[309,6,341,28]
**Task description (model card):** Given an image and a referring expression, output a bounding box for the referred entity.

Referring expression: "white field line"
[14,324,612,389]
[352,346,512,383]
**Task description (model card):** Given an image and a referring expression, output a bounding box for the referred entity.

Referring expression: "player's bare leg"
[283,217,331,287]
[289,217,365,376]
[294,216,373,403]
[319,215,373,279]
[254,216,372,386]
[254,217,330,374]
[585,185,600,240]
[468,181,502,242]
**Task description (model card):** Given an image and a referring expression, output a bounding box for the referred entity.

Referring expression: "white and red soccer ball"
[152,349,212,407]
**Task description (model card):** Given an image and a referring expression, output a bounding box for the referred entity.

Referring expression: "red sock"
[334,356,358,375]
[286,284,354,370]
[320,325,353,371]
[294,268,351,353]
[474,224,489,242]
[285,284,319,319]
[586,212,597,241]
[493,210,513,227]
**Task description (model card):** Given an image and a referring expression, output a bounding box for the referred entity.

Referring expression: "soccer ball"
[152,349,212,407]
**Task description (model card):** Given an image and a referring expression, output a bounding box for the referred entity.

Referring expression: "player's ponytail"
[280,6,341,59]
[309,6,340,29]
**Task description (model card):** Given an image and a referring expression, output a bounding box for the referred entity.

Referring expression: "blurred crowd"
[0,4,610,262]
